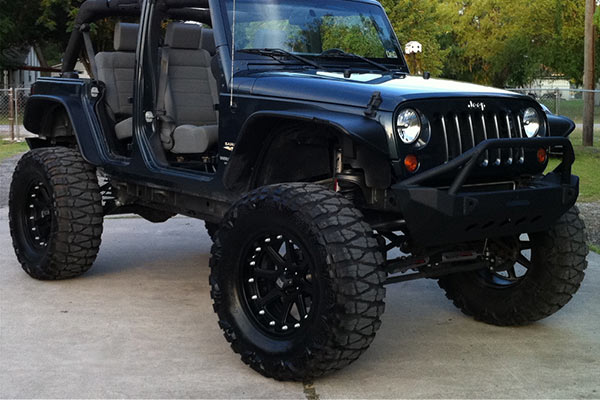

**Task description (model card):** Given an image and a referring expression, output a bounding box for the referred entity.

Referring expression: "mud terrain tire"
[210,183,386,381]
[438,207,588,326]
[9,147,103,280]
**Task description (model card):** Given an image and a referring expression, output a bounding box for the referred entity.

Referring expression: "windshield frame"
[218,0,409,74]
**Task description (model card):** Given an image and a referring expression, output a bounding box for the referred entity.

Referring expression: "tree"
[435,0,588,87]
[380,0,449,76]
[0,0,115,71]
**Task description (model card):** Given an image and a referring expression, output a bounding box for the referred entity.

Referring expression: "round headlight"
[396,108,422,144]
[523,107,541,138]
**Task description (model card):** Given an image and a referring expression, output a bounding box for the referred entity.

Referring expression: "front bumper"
[388,137,578,247]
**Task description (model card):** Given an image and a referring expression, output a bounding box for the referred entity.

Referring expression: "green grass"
[590,244,600,254]
[0,141,28,162]
[548,129,600,203]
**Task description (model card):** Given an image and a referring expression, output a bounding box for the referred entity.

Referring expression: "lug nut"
[294,323,301,328]
[251,295,258,300]
[265,238,271,243]
[282,325,288,331]
[248,278,255,283]
[259,310,265,315]
[269,321,276,326]
[277,235,283,240]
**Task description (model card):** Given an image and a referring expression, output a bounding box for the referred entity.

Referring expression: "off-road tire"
[205,222,219,241]
[210,183,386,381]
[438,207,588,326]
[9,147,104,280]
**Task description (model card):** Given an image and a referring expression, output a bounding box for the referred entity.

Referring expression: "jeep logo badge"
[468,101,486,111]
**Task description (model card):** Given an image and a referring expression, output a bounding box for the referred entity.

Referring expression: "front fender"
[547,114,576,137]
[223,109,390,191]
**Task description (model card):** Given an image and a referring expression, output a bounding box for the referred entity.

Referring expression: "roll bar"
[61,0,211,74]
[63,0,141,73]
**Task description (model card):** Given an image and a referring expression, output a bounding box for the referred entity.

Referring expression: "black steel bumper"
[389,138,579,246]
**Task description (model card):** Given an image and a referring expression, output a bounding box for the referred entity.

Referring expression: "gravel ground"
[0,153,599,249]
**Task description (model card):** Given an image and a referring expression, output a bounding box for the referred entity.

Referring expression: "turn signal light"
[537,148,548,164]
[404,154,419,173]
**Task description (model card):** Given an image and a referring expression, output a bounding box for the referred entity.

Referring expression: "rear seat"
[95,23,139,140]
[159,23,219,154]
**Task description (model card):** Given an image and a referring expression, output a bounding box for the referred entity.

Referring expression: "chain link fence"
[509,88,600,126]
[0,88,30,141]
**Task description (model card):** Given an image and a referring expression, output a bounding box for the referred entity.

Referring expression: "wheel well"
[251,122,339,189]
[224,117,392,192]
[24,100,77,149]
[24,99,74,138]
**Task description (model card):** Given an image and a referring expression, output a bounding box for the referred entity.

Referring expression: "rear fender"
[24,95,104,165]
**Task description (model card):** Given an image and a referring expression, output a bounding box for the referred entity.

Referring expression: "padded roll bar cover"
[114,22,140,51]
[200,28,216,55]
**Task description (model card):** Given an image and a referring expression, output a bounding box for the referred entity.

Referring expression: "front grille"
[435,110,530,166]
[398,97,548,177]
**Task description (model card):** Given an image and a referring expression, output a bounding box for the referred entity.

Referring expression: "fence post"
[8,87,15,142]
[555,89,560,116]
[15,88,20,140]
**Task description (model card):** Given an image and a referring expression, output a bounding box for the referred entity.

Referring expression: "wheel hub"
[23,181,52,248]
[241,234,315,337]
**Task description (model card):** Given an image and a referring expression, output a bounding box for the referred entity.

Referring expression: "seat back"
[96,23,139,118]
[163,23,218,127]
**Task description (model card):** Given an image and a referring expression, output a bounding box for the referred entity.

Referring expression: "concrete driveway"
[1,210,599,399]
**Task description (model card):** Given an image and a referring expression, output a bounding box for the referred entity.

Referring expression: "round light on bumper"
[396,108,422,144]
[523,107,541,138]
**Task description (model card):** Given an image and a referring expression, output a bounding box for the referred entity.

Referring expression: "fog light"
[404,154,419,173]
[537,148,548,164]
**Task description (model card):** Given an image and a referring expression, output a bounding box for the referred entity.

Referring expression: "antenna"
[230,0,237,107]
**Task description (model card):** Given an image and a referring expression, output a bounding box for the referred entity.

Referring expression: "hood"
[247,71,524,112]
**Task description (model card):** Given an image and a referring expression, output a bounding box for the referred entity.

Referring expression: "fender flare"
[223,109,390,191]
[24,95,105,165]
[546,114,576,137]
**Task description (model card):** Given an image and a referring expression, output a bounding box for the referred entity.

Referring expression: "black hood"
[247,70,526,111]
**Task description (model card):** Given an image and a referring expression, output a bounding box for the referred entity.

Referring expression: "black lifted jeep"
[10,0,589,380]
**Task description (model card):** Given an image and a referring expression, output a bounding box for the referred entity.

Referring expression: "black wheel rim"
[21,180,53,250]
[240,233,316,338]
[479,235,533,287]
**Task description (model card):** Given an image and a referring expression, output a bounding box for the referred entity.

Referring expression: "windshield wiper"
[239,48,323,70]
[316,49,390,73]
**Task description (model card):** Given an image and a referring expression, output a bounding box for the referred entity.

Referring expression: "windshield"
[225,0,406,71]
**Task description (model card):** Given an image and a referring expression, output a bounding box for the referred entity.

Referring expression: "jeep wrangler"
[10,0,588,381]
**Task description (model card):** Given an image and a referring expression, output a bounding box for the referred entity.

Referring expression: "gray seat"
[96,23,139,140]
[159,23,219,154]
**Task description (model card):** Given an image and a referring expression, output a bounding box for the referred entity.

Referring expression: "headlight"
[523,107,541,137]
[396,108,422,144]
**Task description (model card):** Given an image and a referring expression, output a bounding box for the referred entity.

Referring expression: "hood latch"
[364,91,383,118]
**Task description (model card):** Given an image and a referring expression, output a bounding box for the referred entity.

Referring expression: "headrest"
[114,22,140,52]
[165,22,202,50]
[200,28,216,55]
